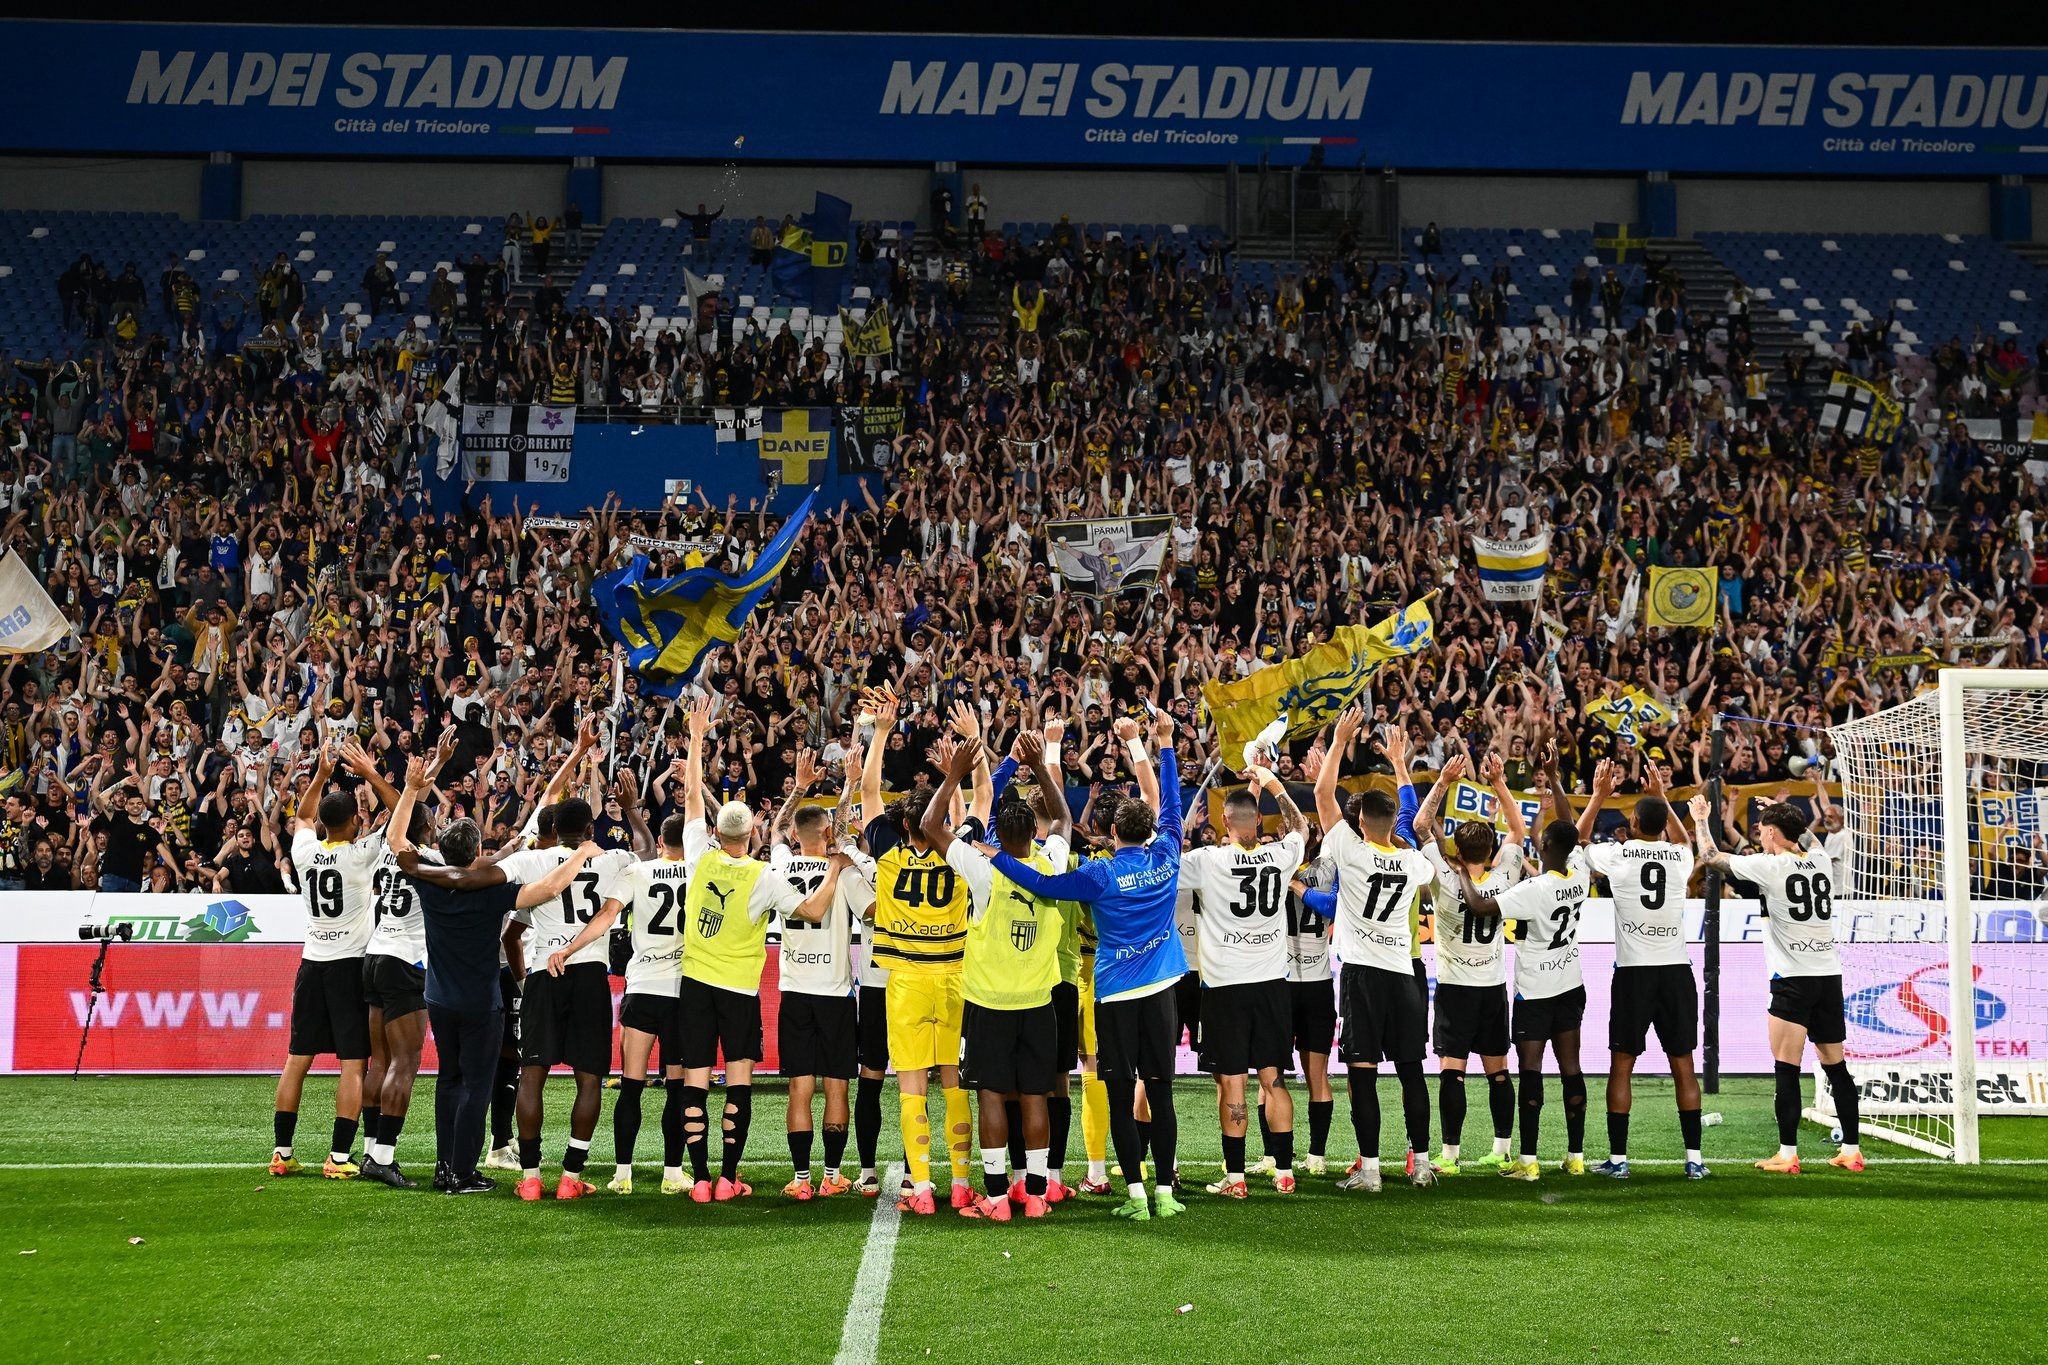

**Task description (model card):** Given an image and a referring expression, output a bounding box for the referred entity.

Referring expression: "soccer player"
[348,738,440,1190]
[1579,761,1708,1179]
[769,751,878,1201]
[1455,747,1590,1181]
[1314,709,1437,1192]
[842,739,894,1198]
[498,724,638,1200]
[545,811,700,1195]
[1182,766,1307,1198]
[860,689,982,1216]
[992,707,1188,1222]
[1412,751,1526,1175]
[676,695,851,1201]
[922,736,1068,1220]
[1280,843,1337,1177]
[273,741,380,1180]
[1689,794,1862,1174]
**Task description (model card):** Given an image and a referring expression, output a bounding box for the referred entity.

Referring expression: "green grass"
[0,1075,2043,1363]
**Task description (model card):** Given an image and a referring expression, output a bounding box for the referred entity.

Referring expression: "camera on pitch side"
[78,923,135,942]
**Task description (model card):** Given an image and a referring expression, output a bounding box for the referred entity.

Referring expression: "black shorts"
[961,1000,1060,1095]
[1095,985,1180,1084]
[619,991,683,1064]
[780,991,858,1079]
[361,954,427,1019]
[519,963,615,1076]
[1198,979,1292,1075]
[1769,974,1846,1046]
[857,983,889,1073]
[1511,985,1588,1044]
[1338,963,1427,1066]
[1174,972,1202,1056]
[679,976,763,1067]
[290,956,370,1060]
[1290,979,1337,1057]
[1050,980,1081,1076]
[1433,981,1511,1059]
[1610,964,1700,1057]
[498,968,521,1052]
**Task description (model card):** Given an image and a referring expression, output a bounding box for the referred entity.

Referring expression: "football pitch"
[1,1076,2043,1364]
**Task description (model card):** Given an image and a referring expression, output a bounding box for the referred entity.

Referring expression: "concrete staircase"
[1651,236,1807,390]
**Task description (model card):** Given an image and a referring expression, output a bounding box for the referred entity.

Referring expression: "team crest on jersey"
[699,883,734,937]
[1010,919,1039,952]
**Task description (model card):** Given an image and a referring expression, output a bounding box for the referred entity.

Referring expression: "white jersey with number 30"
[1182,831,1307,987]
[1726,849,1840,979]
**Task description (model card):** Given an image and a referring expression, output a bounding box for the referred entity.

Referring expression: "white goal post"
[1816,667,2048,1163]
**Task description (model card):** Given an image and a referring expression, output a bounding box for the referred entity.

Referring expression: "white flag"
[713,407,739,443]
[683,269,717,310]
[742,407,764,440]
[0,549,71,655]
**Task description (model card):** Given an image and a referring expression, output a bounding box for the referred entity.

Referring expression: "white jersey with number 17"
[1322,822,1436,975]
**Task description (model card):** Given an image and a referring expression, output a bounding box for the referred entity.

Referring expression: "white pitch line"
[3,1157,2047,1172]
[833,1162,905,1365]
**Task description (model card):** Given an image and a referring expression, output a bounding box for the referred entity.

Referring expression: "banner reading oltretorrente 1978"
[1,23,2046,171]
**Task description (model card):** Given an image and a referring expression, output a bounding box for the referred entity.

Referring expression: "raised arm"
[1484,751,1529,851]
[683,693,712,829]
[1314,707,1365,835]
[858,686,898,836]
[1387,722,1418,847]
[1152,707,1182,852]
[1018,729,1071,844]
[1688,793,1733,874]
[919,738,982,857]
[1115,716,1160,815]
[1577,758,1617,843]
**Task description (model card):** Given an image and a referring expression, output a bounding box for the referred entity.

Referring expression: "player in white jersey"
[1413,752,1527,1175]
[342,738,442,1190]
[1456,752,1589,1182]
[272,742,383,1180]
[501,791,636,1200]
[1278,848,1337,1176]
[770,755,879,1201]
[548,809,705,1195]
[1691,795,1863,1174]
[846,735,895,1196]
[1577,761,1707,1180]
[1180,768,1307,1197]
[1314,709,1438,1192]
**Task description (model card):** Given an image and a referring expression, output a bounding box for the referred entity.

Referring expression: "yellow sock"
[1082,1074,1109,1164]
[899,1092,931,1189]
[942,1086,972,1182]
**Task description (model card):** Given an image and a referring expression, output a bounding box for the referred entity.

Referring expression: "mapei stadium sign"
[4,23,2048,170]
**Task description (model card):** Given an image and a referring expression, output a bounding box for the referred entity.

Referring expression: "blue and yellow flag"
[1586,685,1673,740]
[1202,598,1435,757]
[591,492,816,697]
[1645,566,1717,628]
[1593,221,1646,264]
[772,192,852,312]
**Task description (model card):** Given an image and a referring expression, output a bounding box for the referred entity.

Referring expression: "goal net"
[1818,669,2048,1161]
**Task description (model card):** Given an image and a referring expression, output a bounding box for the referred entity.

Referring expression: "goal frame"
[1818,668,2048,1163]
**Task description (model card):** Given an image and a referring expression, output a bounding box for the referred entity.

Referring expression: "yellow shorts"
[886,972,964,1073]
[1077,959,1098,1058]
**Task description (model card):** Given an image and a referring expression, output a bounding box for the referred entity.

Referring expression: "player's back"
[871,841,969,977]
[368,840,436,969]
[292,827,382,961]
[503,845,628,973]
[617,853,692,996]
[1727,847,1840,978]
[1423,842,1520,987]
[1587,839,1694,968]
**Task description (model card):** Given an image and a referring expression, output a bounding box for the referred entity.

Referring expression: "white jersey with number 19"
[291,827,383,962]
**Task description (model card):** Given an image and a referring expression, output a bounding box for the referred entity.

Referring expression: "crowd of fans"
[4,194,2048,897]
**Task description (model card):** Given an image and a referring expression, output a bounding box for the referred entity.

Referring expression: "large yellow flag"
[1203,598,1435,758]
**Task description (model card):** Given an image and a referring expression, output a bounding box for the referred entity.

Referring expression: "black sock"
[1047,1095,1072,1173]
[562,1138,590,1175]
[1487,1070,1516,1141]
[1147,1084,1177,1182]
[1561,1073,1588,1153]
[1349,1076,1381,1158]
[1517,1069,1544,1158]
[377,1111,406,1150]
[661,1085,687,1168]
[490,1056,519,1148]
[823,1123,848,1172]
[518,1135,542,1174]
[986,1159,1010,1199]
[614,1078,646,1168]
[789,1127,814,1177]
[330,1117,358,1162]
[1308,1098,1333,1157]
[1005,1098,1026,1173]
[1679,1107,1703,1153]
[1774,1061,1803,1147]
[1222,1132,1247,1176]
[1257,1100,1277,1159]
[1273,1129,1294,1172]
[855,1075,883,1168]
[682,1085,710,1182]
[720,1085,753,1181]
[1439,1071,1468,1148]
[1607,1110,1629,1158]
[1396,1061,1431,1155]
[361,1106,381,1150]
[1104,1076,1146,1192]
[1822,1062,1861,1146]
[1135,1116,1152,1163]
[273,1109,297,1151]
